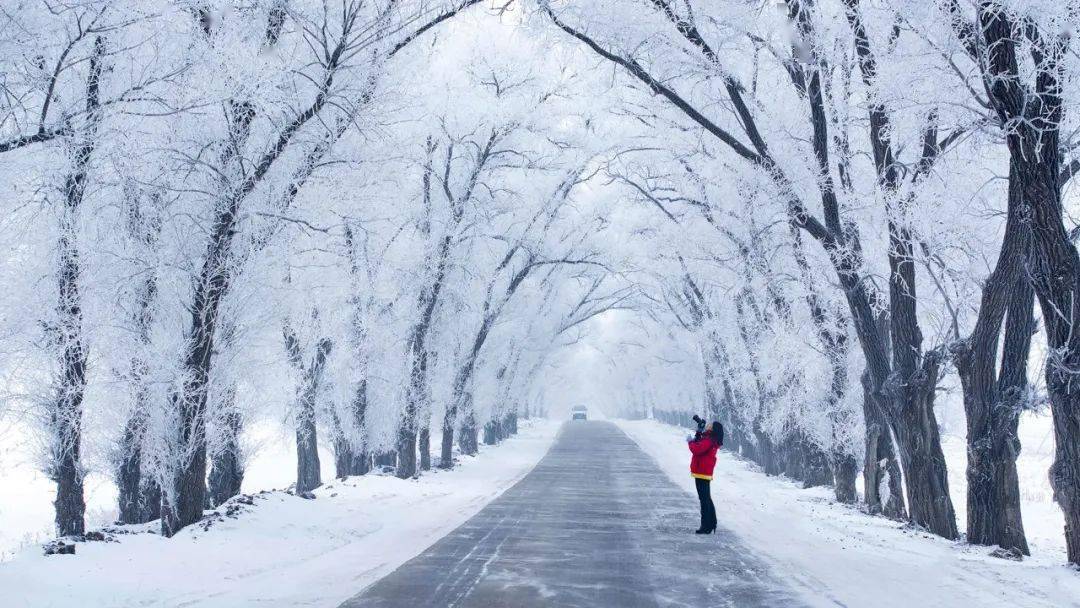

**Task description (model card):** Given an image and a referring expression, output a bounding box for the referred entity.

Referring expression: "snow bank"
[0,419,560,608]
[615,419,1080,608]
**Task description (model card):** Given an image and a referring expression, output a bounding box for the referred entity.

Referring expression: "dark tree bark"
[374,451,397,468]
[954,272,1033,554]
[419,426,431,471]
[338,225,372,478]
[207,390,244,507]
[733,291,783,476]
[117,201,163,524]
[284,328,332,494]
[945,0,1079,563]
[948,152,1033,554]
[117,407,161,524]
[789,224,857,502]
[861,371,907,520]
[842,0,958,539]
[832,451,859,504]
[459,404,479,457]
[333,379,371,477]
[50,36,104,537]
[884,348,957,536]
[795,431,834,489]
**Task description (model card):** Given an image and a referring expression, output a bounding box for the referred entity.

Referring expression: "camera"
[692,415,706,434]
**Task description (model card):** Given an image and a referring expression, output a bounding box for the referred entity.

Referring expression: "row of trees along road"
[538,0,1080,565]
[0,0,1079,567]
[0,1,627,539]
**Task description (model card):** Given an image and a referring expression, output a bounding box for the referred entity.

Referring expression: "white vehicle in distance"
[571,405,588,421]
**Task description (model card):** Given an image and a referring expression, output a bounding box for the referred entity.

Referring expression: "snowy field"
[617,418,1080,608]
[0,419,561,607]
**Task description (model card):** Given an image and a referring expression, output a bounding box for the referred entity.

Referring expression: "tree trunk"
[117,406,160,524]
[117,203,163,525]
[971,5,1080,562]
[374,451,396,468]
[953,209,1032,554]
[459,402,478,456]
[862,371,906,519]
[753,422,779,476]
[50,37,104,537]
[290,337,331,494]
[207,389,244,507]
[1016,151,1080,563]
[844,0,959,539]
[419,426,431,471]
[832,451,859,504]
[296,419,321,494]
[800,433,834,489]
[886,349,958,538]
[396,412,418,479]
[333,379,370,477]
[439,407,455,469]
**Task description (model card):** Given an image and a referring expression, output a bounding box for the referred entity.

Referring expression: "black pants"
[695,478,717,531]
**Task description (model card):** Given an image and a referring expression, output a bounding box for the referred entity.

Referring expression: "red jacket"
[689,432,720,480]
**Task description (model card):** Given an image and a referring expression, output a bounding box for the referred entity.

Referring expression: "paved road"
[340,421,804,608]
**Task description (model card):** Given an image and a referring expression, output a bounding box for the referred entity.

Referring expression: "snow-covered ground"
[616,418,1080,608]
[0,419,560,608]
[0,418,342,560]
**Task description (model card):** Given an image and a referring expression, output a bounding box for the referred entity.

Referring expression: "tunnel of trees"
[0,0,1078,566]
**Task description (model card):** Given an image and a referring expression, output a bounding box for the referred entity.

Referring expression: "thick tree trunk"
[439,409,455,469]
[862,371,906,519]
[374,451,396,468]
[780,432,802,481]
[953,213,1032,555]
[289,337,331,494]
[969,5,1079,562]
[117,407,160,524]
[1017,152,1080,563]
[399,342,427,479]
[333,380,370,477]
[295,420,321,494]
[886,350,958,538]
[208,390,244,507]
[208,445,243,507]
[117,216,162,524]
[419,426,431,471]
[50,37,104,537]
[799,433,834,489]
[396,416,418,479]
[161,430,208,537]
[832,451,859,504]
[753,422,779,476]
[459,403,478,456]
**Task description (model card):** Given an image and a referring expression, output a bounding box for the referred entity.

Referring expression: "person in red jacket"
[688,421,722,534]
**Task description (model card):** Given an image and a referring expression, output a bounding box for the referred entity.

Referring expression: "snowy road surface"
[340,421,802,607]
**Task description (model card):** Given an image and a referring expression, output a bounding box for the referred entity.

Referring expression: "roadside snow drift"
[0,419,560,608]
[617,419,1080,608]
